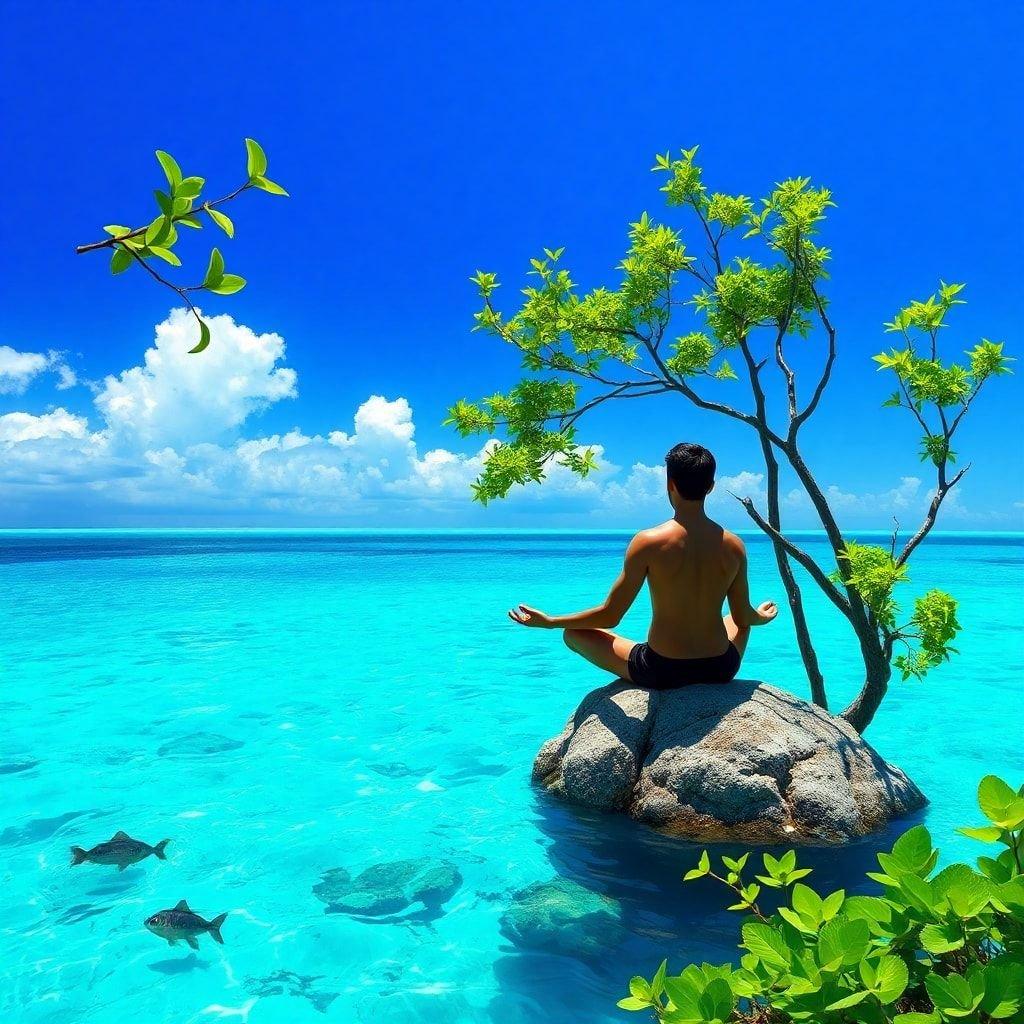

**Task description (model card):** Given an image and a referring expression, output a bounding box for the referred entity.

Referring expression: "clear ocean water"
[1,530,1021,1023]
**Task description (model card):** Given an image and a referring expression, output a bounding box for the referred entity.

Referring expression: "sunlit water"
[1,530,1021,1023]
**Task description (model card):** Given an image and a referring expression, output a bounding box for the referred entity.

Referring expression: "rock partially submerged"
[313,857,462,919]
[533,680,926,845]
[500,878,626,957]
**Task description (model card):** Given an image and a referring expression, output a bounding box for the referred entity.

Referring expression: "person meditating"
[508,442,778,689]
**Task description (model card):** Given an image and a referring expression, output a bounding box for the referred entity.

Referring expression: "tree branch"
[561,383,673,429]
[793,282,836,429]
[732,494,852,615]
[75,181,253,254]
[691,201,724,274]
[896,464,969,567]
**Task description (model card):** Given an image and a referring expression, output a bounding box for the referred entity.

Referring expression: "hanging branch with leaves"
[74,138,288,353]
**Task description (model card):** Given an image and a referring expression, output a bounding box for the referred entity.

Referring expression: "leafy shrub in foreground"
[619,775,1024,1023]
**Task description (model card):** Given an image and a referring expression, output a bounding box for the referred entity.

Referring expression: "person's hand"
[756,600,779,624]
[508,604,555,629]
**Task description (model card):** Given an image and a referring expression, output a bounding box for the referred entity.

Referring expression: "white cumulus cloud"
[2,308,993,528]
[0,409,89,443]
[94,308,297,449]
[0,346,77,395]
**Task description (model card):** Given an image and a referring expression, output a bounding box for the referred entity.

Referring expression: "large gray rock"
[533,680,926,845]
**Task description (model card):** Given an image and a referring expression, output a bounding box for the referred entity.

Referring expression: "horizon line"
[0,527,1021,538]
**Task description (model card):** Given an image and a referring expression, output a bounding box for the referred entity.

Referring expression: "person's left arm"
[509,533,649,630]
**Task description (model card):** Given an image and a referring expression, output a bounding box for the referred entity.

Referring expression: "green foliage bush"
[619,776,1024,1023]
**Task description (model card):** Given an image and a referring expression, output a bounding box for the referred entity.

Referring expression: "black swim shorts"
[627,642,740,690]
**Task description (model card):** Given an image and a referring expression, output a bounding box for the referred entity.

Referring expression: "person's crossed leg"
[562,614,750,684]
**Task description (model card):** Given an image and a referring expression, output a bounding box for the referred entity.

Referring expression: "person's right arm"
[726,537,778,627]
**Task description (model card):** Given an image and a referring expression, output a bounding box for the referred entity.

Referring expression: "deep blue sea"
[1,530,1021,1023]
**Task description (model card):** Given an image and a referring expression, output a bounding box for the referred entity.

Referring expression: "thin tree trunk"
[840,652,892,733]
[756,429,828,709]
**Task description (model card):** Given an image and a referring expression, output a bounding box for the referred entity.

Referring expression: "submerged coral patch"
[312,858,462,920]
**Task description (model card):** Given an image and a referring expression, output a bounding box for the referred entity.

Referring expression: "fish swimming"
[70,831,170,870]
[145,900,227,949]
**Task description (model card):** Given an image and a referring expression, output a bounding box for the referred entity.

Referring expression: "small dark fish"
[70,831,170,871]
[145,900,227,949]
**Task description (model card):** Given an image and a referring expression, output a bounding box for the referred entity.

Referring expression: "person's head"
[665,442,715,506]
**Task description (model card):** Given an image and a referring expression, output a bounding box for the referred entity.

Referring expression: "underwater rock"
[313,858,462,919]
[245,970,339,1014]
[157,732,244,758]
[499,878,626,957]
[534,679,926,845]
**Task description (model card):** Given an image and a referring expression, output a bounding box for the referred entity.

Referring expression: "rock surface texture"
[533,680,926,845]
[499,878,626,957]
[313,857,462,919]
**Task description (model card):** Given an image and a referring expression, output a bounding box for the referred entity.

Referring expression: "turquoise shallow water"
[1,530,1021,1023]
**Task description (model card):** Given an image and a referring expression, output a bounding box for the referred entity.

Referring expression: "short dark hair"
[665,442,716,500]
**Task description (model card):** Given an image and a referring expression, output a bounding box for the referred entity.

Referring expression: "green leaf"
[177,215,203,229]
[792,883,822,919]
[663,975,701,1017]
[615,996,650,1011]
[155,150,182,188]
[697,978,734,1022]
[154,189,174,217]
[957,825,1003,843]
[245,137,268,177]
[177,176,205,200]
[203,247,225,288]
[205,205,235,237]
[149,246,181,267]
[926,972,981,1015]
[817,915,871,968]
[628,976,651,1001]
[684,850,711,881]
[891,824,935,871]
[206,273,246,296]
[874,955,909,1003]
[825,990,869,1011]
[110,247,132,274]
[820,889,845,920]
[980,957,1024,1018]
[103,224,132,237]
[189,318,211,354]
[741,922,790,968]
[252,174,288,196]
[920,921,965,954]
[979,775,1024,827]
[144,215,170,247]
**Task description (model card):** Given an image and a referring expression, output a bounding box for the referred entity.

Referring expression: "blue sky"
[1,0,1021,529]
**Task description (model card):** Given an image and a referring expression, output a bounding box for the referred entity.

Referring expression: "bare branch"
[732,493,852,616]
[896,464,970,567]
[691,201,724,274]
[125,248,206,338]
[793,282,836,428]
[561,384,672,429]
[774,254,801,422]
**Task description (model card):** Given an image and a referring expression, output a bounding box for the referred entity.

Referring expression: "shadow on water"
[489,786,928,1022]
[147,953,210,975]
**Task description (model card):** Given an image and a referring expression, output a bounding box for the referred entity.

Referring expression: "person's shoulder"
[627,521,674,555]
[720,529,747,558]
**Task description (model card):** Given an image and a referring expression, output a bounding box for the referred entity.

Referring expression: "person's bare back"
[640,516,743,659]
[508,442,778,689]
